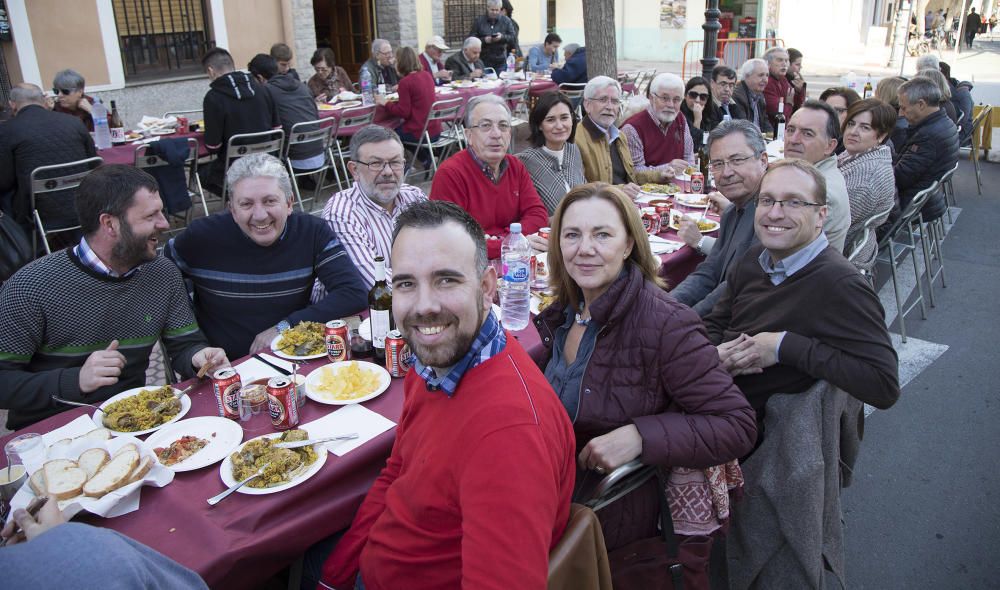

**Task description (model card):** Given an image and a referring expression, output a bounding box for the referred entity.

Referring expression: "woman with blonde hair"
[875,76,909,151]
[534,182,756,587]
[916,68,959,123]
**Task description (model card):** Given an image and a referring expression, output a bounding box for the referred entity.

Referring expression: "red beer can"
[267,376,299,430]
[385,330,411,378]
[655,204,672,231]
[325,319,351,362]
[211,368,242,420]
[176,116,188,132]
[641,207,661,234]
[690,172,705,194]
[537,226,550,240]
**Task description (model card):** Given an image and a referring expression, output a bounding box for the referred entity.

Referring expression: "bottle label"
[110,127,126,143]
[371,309,391,348]
[502,260,530,284]
[777,123,786,141]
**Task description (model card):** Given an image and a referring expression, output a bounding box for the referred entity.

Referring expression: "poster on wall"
[660,0,687,29]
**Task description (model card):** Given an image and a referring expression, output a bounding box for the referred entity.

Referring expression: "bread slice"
[28,470,47,496]
[43,459,88,501]
[82,449,138,498]
[48,438,73,457]
[112,443,139,460]
[76,428,111,443]
[125,456,154,485]
[78,448,110,478]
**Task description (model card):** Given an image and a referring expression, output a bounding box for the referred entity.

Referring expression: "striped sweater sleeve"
[158,261,208,379]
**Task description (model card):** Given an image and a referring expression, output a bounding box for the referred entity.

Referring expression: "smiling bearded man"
[165,153,367,359]
[319,200,576,590]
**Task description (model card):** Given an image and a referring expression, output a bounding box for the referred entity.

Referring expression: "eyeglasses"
[468,120,512,133]
[757,196,824,210]
[353,159,405,172]
[707,154,756,172]
[649,92,682,105]
[52,88,74,96]
[686,91,710,101]
[586,96,624,106]
[714,81,736,90]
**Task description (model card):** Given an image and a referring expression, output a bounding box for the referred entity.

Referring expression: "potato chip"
[314,362,381,401]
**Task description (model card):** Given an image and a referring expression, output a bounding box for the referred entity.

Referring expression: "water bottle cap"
[510,223,522,234]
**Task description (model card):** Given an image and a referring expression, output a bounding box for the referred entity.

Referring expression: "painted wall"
[416,0,434,47]
[776,0,869,55]
[222,0,286,67]
[26,0,110,87]
[554,0,708,61]
[2,41,22,86]
[514,0,546,47]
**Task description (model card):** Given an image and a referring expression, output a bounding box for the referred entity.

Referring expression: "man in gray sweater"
[670,119,767,316]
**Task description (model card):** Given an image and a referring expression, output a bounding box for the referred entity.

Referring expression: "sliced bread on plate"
[43,459,88,501]
[125,456,154,485]
[82,449,139,498]
[28,470,47,496]
[78,448,110,478]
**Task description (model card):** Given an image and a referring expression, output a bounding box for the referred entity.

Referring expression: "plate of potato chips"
[304,361,391,406]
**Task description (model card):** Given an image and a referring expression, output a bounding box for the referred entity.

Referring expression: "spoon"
[207,463,271,506]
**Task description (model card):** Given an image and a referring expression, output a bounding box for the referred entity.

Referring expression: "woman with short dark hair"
[680,76,717,152]
[838,98,898,270]
[307,48,353,102]
[516,93,586,214]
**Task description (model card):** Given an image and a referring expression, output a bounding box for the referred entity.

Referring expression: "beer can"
[655,204,672,231]
[690,172,705,194]
[211,368,242,420]
[537,226,550,240]
[641,207,661,235]
[176,116,188,133]
[325,319,351,362]
[267,376,299,430]
[385,330,411,378]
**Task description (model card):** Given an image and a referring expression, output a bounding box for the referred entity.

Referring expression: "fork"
[51,396,105,414]
[207,463,271,506]
[150,385,194,415]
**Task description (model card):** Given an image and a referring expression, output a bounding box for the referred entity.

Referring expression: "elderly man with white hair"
[762,46,794,130]
[733,58,773,135]
[573,77,674,200]
[165,153,367,359]
[360,38,400,90]
[621,72,695,178]
[915,53,940,72]
[446,37,486,80]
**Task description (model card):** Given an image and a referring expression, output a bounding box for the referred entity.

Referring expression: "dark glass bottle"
[368,256,393,366]
[109,100,126,145]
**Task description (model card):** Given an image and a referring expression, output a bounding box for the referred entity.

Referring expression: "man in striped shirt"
[315,126,426,298]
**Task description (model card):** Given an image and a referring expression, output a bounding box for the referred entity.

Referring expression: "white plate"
[668,217,720,233]
[144,416,244,472]
[218,432,328,495]
[334,100,363,109]
[305,361,391,405]
[675,193,710,208]
[150,128,176,136]
[270,333,326,361]
[93,386,191,437]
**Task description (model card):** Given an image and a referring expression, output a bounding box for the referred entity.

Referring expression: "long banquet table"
[0,325,543,589]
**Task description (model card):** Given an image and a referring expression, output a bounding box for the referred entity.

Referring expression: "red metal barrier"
[681,38,785,79]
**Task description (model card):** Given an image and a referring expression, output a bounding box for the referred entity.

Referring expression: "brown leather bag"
[547,504,614,590]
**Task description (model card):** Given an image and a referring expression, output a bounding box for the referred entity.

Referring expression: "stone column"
[291,0,318,79]
[376,0,419,48]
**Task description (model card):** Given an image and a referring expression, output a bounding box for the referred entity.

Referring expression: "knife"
[253,354,292,376]
[274,434,359,449]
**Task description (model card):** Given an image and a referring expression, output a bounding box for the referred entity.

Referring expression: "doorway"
[314,0,376,80]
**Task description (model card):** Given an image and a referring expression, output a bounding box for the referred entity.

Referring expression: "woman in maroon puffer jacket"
[534,182,757,579]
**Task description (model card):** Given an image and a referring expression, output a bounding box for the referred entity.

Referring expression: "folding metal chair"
[28,156,104,256]
[938,161,959,224]
[558,82,587,117]
[162,109,203,120]
[847,203,894,284]
[284,119,336,212]
[400,97,465,181]
[331,105,377,191]
[503,85,531,152]
[875,182,938,342]
[969,105,992,195]
[133,138,206,235]
[220,129,285,201]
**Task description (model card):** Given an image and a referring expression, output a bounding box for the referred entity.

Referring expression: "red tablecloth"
[0,324,542,588]
[98,131,209,166]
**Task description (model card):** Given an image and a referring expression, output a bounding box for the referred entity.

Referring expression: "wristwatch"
[276,320,291,334]
[695,236,706,254]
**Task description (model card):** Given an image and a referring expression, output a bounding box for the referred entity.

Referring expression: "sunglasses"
[687,91,709,101]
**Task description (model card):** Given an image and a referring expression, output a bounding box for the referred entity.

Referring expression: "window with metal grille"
[112,0,214,82]
[444,0,483,48]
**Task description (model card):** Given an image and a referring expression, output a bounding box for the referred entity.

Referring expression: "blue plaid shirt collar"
[74,237,140,278]
[412,309,507,396]
[467,147,508,184]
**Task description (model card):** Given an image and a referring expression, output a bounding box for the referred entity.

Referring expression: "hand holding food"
[1,497,64,546]
[79,340,126,394]
[677,217,703,248]
[193,347,229,377]
[527,233,549,252]
[706,191,732,214]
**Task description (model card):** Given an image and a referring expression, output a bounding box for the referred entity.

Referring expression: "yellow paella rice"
[275,321,325,356]
[101,385,180,432]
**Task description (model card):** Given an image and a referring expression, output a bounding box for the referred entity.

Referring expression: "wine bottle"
[863,75,873,99]
[774,99,786,142]
[369,256,393,366]
[109,100,126,145]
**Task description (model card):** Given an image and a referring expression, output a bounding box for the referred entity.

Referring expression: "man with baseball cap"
[420,36,453,85]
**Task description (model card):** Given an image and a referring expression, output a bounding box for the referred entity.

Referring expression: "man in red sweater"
[320,200,576,589]
[430,94,549,258]
[762,46,794,132]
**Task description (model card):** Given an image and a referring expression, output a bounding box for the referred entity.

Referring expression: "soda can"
[176,116,188,133]
[537,226,550,241]
[325,320,351,362]
[690,172,705,194]
[267,376,299,430]
[385,330,411,378]
[211,368,242,420]
[641,207,661,235]
[655,204,672,231]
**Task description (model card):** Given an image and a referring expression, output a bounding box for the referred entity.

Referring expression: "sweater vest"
[623,109,687,166]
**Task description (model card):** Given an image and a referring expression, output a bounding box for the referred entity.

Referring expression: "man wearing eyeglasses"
[622,73,695,179]
[360,39,399,91]
[165,153,367,359]
[703,158,899,421]
[430,94,548,259]
[317,125,427,293]
[574,76,673,200]
[671,120,767,316]
[762,47,794,131]
[709,65,745,123]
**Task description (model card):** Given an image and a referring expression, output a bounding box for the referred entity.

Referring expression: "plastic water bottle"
[506,51,516,74]
[500,223,532,331]
[92,99,111,150]
[360,67,374,106]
